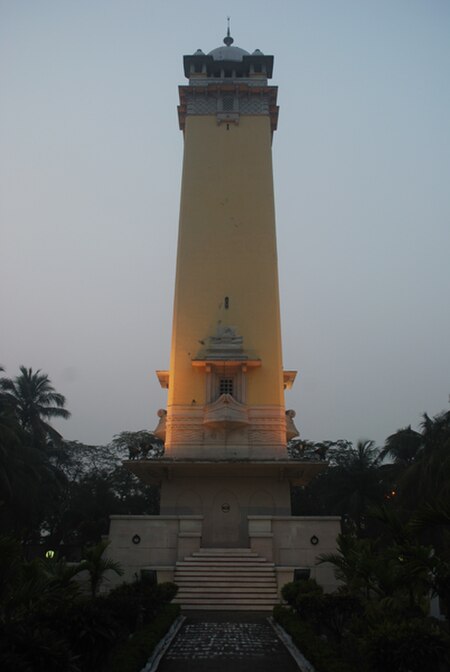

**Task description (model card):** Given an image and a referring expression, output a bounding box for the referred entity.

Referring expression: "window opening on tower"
[223,96,234,112]
[224,296,229,309]
[219,378,234,396]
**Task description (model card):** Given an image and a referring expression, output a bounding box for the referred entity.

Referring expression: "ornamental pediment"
[203,393,249,431]
[195,325,244,360]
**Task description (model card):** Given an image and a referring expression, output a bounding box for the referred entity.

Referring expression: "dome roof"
[208,44,250,62]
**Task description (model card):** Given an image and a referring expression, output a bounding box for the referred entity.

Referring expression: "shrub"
[318,593,364,643]
[103,579,178,632]
[295,592,324,624]
[365,618,450,672]
[137,580,178,620]
[0,622,78,672]
[111,603,180,672]
[101,582,142,633]
[0,579,180,672]
[56,598,124,671]
[273,605,356,672]
[281,579,362,644]
[281,578,323,608]
[156,581,178,604]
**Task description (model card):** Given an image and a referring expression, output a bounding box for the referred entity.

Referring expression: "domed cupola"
[183,25,273,82]
[208,25,250,62]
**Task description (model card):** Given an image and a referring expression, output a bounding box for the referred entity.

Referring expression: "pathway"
[156,611,300,671]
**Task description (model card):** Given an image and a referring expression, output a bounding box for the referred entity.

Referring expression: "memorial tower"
[111,32,339,591]
[127,28,325,548]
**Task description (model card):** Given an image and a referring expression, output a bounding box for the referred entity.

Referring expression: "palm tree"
[0,367,70,451]
[397,410,450,509]
[317,533,378,600]
[380,426,423,465]
[0,536,23,621]
[325,440,383,535]
[0,383,22,508]
[0,367,70,537]
[318,526,433,615]
[410,500,450,617]
[80,540,123,598]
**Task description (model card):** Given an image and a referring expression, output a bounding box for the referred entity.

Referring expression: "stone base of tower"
[106,512,340,600]
[106,458,341,600]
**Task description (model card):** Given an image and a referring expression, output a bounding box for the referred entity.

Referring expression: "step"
[173,596,278,604]
[189,554,261,560]
[176,586,278,593]
[177,586,277,597]
[174,570,273,581]
[173,547,279,611]
[174,607,276,612]
[183,559,272,564]
[183,555,273,566]
[193,548,255,553]
[176,569,275,573]
[175,595,278,601]
[174,577,277,590]
[176,592,277,598]
[175,577,276,584]
[177,599,278,604]
[176,563,273,569]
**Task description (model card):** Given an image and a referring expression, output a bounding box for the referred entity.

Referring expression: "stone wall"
[107,515,202,586]
[249,515,340,593]
[107,513,340,594]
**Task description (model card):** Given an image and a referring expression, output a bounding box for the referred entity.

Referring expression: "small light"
[45,550,55,559]
[132,534,141,545]
[310,535,319,546]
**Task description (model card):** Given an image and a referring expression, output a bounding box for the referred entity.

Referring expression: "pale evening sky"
[1,0,449,448]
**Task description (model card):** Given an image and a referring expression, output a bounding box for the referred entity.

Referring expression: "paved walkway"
[157,612,299,671]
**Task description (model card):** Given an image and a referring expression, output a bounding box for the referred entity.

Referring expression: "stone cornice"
[178,83,279,133]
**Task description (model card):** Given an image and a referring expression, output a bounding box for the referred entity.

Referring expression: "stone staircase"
[172,547,279,611]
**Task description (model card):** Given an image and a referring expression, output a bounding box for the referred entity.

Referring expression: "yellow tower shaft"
[169,114,284,409]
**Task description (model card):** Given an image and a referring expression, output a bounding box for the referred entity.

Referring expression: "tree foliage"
[0,366,70,451]
[0,368,160,545]
[48,441,160,547]
[111,430,164,460]
[0,535,178,672]
[291,439,384,536]
[0,367,70,539]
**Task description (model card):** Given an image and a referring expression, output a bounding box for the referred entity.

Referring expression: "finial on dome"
[223,17,234,46]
